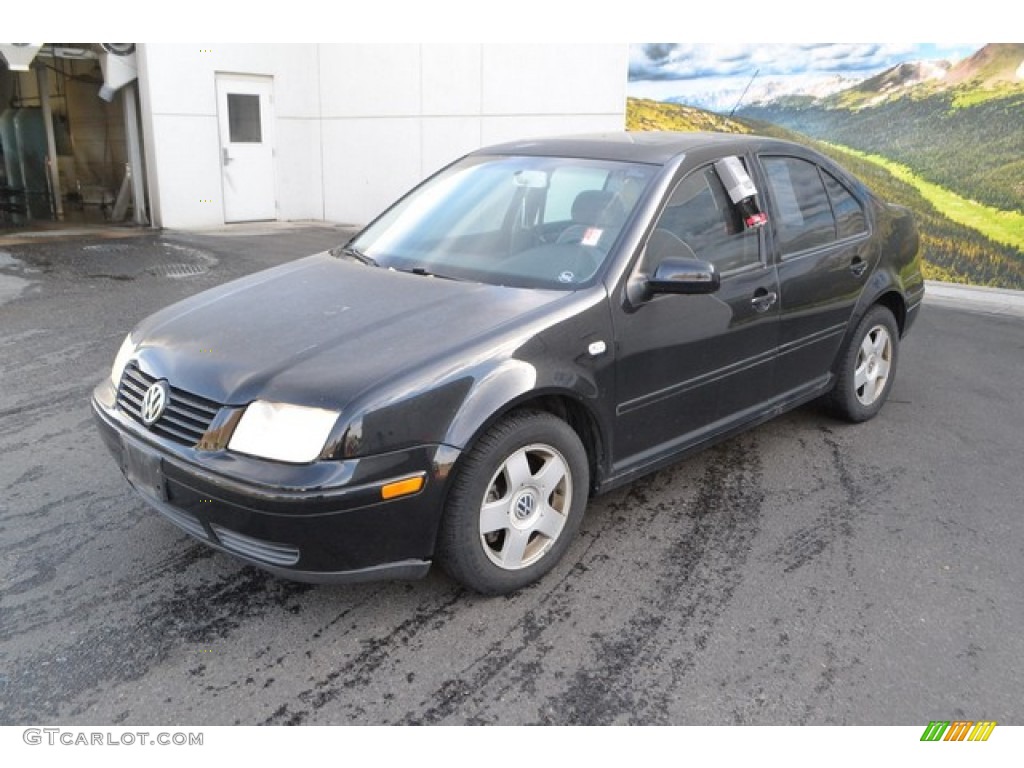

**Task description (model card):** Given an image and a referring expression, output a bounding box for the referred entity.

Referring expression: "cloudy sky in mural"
[628,44,981,111]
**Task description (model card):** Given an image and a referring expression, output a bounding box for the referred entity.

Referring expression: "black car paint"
[92,132,924,583]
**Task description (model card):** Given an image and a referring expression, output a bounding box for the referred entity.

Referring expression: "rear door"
[757,154,874,395]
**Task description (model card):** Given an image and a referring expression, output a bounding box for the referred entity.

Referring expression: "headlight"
[228,401,340,463]
[110,333,135,386]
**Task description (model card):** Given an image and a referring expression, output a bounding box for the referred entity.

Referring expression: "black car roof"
[475,131,799,165]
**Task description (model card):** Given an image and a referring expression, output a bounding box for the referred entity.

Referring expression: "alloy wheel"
[478,443,572,570]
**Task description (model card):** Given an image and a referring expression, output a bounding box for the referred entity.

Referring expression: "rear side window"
[762,156,835,257]
[822,171,867,239]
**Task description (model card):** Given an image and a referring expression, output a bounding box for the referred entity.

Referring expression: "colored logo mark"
[920,721,996,742]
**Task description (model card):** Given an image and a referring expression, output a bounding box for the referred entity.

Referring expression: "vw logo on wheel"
[514,492,536,520]
[140,380,170,426]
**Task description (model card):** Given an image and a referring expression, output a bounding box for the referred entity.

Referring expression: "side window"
[647,164,760,273]
[822,171,867,239]
[762,156,836,257]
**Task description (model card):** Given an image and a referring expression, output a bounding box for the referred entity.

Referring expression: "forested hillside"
[740,90,1024,213]
[626,98,751,134]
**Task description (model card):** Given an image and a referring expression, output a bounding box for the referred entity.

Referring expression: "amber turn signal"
[380,475,425,500]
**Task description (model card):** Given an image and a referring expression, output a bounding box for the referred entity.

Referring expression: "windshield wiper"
[398,266,458,281]
[330,244,379,267]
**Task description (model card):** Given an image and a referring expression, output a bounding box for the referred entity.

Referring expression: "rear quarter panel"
[851,199,924,337]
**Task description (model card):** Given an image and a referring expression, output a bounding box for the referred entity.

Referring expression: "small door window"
[227,94,262,143]
[823,171,867,239]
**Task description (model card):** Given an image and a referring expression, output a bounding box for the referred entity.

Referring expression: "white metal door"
[216,75,276,222]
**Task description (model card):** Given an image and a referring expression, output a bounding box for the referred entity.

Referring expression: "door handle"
[850,256,868,277]
[222,147,232,166]
[751,289,777,313]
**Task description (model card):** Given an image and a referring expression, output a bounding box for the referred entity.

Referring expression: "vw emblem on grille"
[140,380,170,426]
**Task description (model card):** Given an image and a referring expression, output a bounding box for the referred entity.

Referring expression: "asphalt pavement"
[1,224,1022,725]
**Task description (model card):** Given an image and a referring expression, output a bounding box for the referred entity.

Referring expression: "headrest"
[571,190,625,227]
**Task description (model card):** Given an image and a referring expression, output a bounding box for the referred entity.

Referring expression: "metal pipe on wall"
[122,83,148,226]
[35,63,64,220]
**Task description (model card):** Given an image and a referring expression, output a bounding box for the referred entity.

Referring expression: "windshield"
[349,155,658,289]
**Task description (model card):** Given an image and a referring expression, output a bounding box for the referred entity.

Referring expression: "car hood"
[130,252,572,409]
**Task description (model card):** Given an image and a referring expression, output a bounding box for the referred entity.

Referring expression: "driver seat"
[556,190,626,247]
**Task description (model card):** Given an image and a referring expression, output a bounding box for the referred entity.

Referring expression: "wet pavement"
[1,225,1022,725]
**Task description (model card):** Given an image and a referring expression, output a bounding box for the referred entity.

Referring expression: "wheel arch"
[446,389,607,498]
[832,284,908,376]
[873,289,907,337]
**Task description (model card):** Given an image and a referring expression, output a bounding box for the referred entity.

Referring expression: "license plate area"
[122,436,167,501]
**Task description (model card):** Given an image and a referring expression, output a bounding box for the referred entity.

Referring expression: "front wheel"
[827,305,900,423]
[437,411,589,595]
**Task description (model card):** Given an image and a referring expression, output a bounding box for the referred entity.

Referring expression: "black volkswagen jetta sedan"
[93,132,924,595]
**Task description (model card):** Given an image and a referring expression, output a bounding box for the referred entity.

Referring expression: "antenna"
[728,68,760,118]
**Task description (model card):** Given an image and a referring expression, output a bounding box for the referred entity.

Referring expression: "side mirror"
[647,257,720,295]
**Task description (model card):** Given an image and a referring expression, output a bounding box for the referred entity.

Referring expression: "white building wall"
[138,43,325,229]
[138,44,627,230]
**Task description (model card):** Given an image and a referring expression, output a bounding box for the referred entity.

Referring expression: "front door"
[612,160,780,476]
[216,75,276,223]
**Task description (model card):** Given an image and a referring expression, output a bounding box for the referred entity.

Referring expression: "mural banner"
[627,44,1024,289]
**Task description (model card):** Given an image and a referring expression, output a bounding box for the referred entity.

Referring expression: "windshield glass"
[350,155,658,289]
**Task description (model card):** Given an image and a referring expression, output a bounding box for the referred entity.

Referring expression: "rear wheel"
[827,305,899,422]
[437,411,588,595]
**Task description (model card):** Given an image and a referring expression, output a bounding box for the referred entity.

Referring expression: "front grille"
[117,364,222,446]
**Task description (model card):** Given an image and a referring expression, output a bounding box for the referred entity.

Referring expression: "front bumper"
[92,381,460,583]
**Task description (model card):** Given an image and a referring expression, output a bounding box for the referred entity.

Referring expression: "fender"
[436,293,617,468]
[442,358,540,450]
[442,353,610,457]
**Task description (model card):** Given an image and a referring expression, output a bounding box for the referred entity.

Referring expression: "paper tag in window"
[581,228,603,247]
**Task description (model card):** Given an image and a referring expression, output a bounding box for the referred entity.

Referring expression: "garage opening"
[0,43,148,234]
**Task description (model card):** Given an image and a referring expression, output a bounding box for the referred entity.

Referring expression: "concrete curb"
[924,280,1024,319]
[164,221,359,238]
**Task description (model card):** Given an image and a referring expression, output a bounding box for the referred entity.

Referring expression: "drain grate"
[161,263,208,278]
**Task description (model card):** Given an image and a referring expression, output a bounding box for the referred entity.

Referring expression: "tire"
[827,305,899,423]
[437,411,589,595]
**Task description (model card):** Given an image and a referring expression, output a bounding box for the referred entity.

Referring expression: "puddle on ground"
[0,251,36,305]
[0,273,33,306]
[0,241,217,293]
